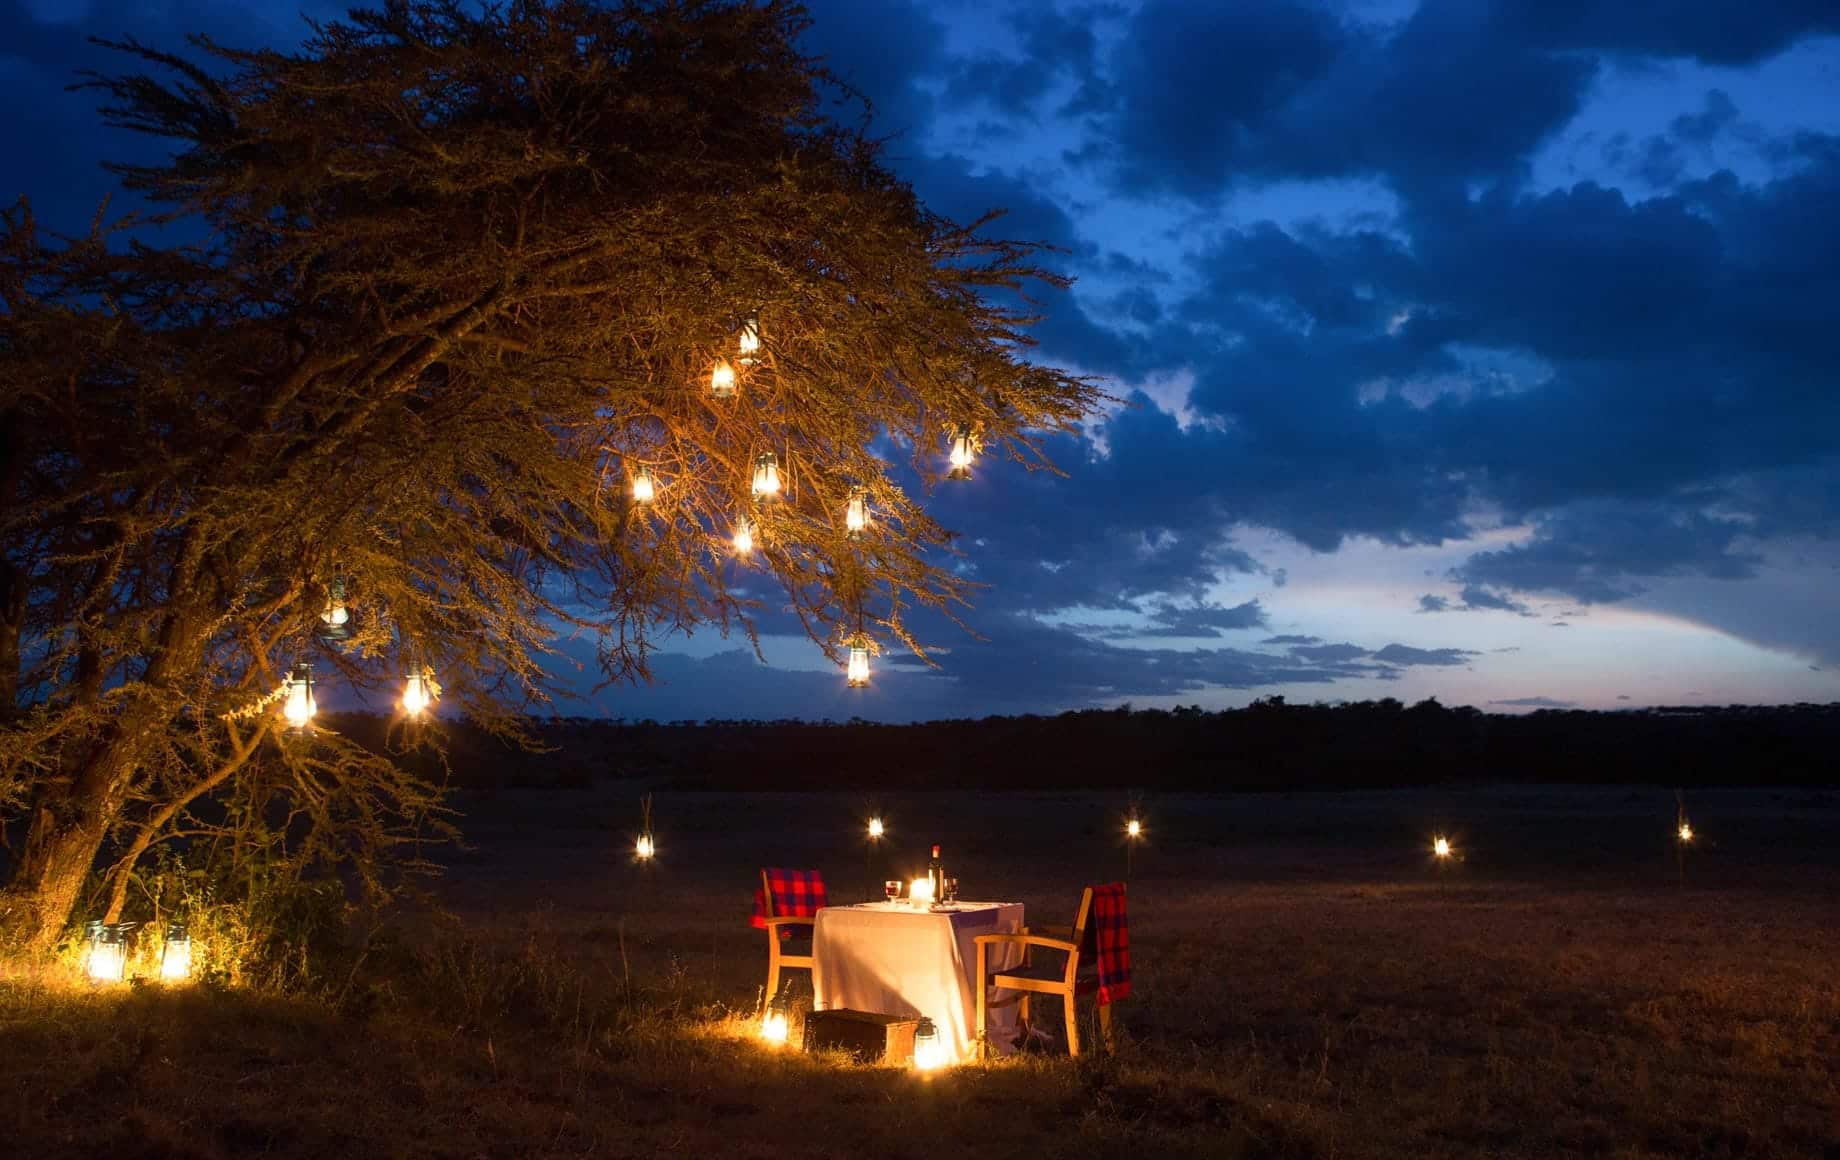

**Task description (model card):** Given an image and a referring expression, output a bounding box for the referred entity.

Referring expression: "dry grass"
[4,784,1838,1158]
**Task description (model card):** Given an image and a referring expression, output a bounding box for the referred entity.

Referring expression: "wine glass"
[883,879,901,906]
[944,877,959,904]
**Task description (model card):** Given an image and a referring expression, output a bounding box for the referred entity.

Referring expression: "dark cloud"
[1417,594,1451,613]
[1489,696,1575,708]
[1371,644,1477,667]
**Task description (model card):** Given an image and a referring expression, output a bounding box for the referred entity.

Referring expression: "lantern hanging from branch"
[732,516,755,556]
[868,817,885,840]
[947,428,976,481]
[401,667,434,718]
[631,465,656,504]
[1677,822,1693,843]
[318,577,351,641]
[751,452,782,498]
[738,312,761,365]
[1432,836,1451,859]
[84,921,128,983]
[635,833,656,860]
[845,489,870,537]
[847,637,871,688]
[1126,818,1142,840]
[282,662,317,731]
[710,358,738,398]
[160,924,192,982]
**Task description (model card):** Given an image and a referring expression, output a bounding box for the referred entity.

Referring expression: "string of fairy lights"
[276,313,983,732]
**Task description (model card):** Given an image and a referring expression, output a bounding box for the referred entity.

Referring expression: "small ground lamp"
[912,1017,946,1071]
[84,921,128,983]
[634,833,656,861]
[868,817,885,840]
[946,428,976,481]
[1677,821,1694,843]
[631,466,655,504]
[282,662,316,731]
[738,312,761,365]
[1124,816,1144,877]
[710,358,738,398]
[845,490,870,537]
[1433,835,1452,859]
[732,516,755,555]
[761,993,791,1046]
[751,452,782,499]
[318,578,351,641]
[160,924,193,982]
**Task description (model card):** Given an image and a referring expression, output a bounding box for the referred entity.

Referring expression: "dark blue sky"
[7,0,1839,719]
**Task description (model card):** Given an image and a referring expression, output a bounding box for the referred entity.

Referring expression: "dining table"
[810,899,1026,1064]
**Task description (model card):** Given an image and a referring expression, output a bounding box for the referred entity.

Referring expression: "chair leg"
[1018,993,1031,1038]
[1099,1001,1113,1053]
[975,942,988,1061]
[766,949,780,1009]
[1064,992,1081,1058]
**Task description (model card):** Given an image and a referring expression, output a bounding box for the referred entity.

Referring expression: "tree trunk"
[11,793,116,950]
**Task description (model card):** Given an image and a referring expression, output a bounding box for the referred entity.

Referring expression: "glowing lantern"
[401,668,433,718]
[710,358,737,398]
[909,877,935,907]
[912,1017,946,1070]
[84,921,127,983]
[635,833,655,861]
[282,662,316,731]
[946,429,976,481]
[761,993,790,1046]
[847,639,871,688]
[1433,836,1451,859]
[631,466,655,504]
[1678,822,1693,843]
[738,313,761,365]
[318,578,351,641]
[868,817,884,840]
[159,924,192,982]
[751,452,782,498]
[845,490,870,536]
[1126,818,1142,840]
[733,517,755,555]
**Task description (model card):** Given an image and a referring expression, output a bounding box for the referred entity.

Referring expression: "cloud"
[1371,644,1477,667]
[1489,695,1576,708]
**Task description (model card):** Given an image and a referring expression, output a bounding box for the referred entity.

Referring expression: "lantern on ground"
[318,578,351,641]
[738,312,761,365]
[401,667,433,718]
[635,833,656,861]
[84,921,127,983]
[847,637,871,688]
[160,924,192,982]
[751,452,782,499]
[868,817,884,840]
[710,358,737,398]
[946,428,976,481]
[845,490,870,537]
[912,1017,946,1070]
[631,466,656,504]
[1126,818,1142,840]
[1677,822,1693,843]
[1433,836,1451,859]
[732,516,755,556]
[761,993,790,1046]
[282,662,316,731]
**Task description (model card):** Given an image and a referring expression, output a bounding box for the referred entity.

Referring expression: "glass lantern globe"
[738,312,761,365]
[847,642,871,688]
[710,358,738,398]
[946,429,976,481]
[282,662,316,731]
[160,924,193,982]
[318,578,352,641]
[751,452,782,499]
[84,921,128,983]
[631,466,656,504]
[732,517,755,555]
[401,669,433,718]
[845,491,869,536]
[912,1017,946,1070]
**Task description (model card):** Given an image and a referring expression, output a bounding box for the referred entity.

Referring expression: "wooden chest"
[802,1008,920,1064]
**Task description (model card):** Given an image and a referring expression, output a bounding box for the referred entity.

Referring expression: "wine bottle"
[928,844,943,903]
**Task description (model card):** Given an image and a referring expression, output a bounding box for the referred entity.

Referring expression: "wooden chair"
[754,868,826,1002]
[974,884,1127,1058]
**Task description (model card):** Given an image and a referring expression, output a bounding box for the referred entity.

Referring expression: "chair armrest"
[975,932,1078,953]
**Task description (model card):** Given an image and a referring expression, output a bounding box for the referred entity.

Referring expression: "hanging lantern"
[635,833,656,861]
[84,921,127,983]
[912,1017,946,1070]
[732,516,755,555]
[868,817,884,840]
[1126,818,1143,840]
[946,428,976,481]
[738,312,761,365]
[710,358,737,398]
[159,924,192,982]
[282,662,316,731]
[401,667,433,718]
[630,465,656,504]
[1433,836,1451,859]
[751,452,782,499]
[845,490,870,537]
[318,578,351,641]
[847,638,871,688]
[1677,822,1694,843]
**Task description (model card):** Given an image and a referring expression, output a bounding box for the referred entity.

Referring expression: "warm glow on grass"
[760,1010,788,1046]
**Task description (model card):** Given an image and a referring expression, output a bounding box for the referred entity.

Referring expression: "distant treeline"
[328,699,1840,792]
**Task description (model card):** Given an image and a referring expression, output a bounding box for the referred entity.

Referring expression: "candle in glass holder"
[908,877,934,907]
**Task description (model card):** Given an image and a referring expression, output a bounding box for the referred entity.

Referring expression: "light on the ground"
[761,1009,788,1046]
[84,922,126,983]
[1678,823,1693,843]
[868,817,884,840]
[913,1017,946,1070]
[1433,836,1451,859]
[1126,818,1142,839]
[160,925,192,982]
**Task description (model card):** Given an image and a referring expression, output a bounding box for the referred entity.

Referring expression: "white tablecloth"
[811,901,1025,1064]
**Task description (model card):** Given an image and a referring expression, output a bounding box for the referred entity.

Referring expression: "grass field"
[5,784,1839,1158]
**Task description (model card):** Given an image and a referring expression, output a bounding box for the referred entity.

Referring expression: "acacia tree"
[0,0,1098,948]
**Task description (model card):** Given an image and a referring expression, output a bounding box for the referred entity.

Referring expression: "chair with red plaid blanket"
[973,882,1128,1058]
[752,868,828,1002]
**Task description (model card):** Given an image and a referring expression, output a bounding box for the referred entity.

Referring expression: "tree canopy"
[0,0,1099,947]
